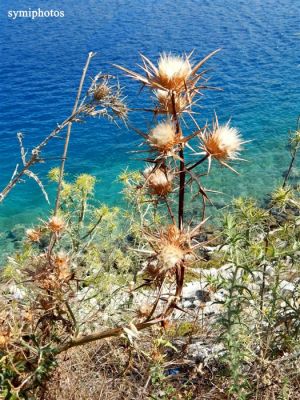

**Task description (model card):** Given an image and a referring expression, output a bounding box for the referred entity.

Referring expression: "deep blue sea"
[0,0,299,249]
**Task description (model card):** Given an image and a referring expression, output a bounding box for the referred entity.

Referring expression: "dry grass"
[42,341,144,400]
[42,330,300,400]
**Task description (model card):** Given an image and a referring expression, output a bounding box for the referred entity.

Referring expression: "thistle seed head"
[143,166,174,196]
[93,83,111,101]
[202,122,243,161]
[148,121,178,153]
[47,216,65,233]
[53,252,71,281]
[156,53,192,91]
[26,228,41,242]
[145,225,192,275]
[158,243,185,270]
[115,49,220,95]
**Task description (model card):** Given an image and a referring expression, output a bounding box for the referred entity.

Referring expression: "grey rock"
[264,263,274,276]
[193,300,202,307]
[183,300,193,309]
[218,263,235,279]
[279,280,295,296]
[248,283,260,292]
[8,283,25,300]
[203,301,221,317]
[276,240,288,249]
[255,233,266,242]
[186,341,225,365]
[214,289,228,302]
[182,281,206,299]
[201,267,218,279]
[253,271,264,282]
[203,245,219,253]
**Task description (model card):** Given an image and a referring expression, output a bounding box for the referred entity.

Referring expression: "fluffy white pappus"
[157,53,192,90]
[148,121,177,150]
[47,215,65,233]
[158,54,191,79]
[204,123,243,160]
[143,166,174,196]
[158,244,185,270]
[214,124,243,158]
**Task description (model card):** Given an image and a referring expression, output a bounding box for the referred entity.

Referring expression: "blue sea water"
[0,0,299,242]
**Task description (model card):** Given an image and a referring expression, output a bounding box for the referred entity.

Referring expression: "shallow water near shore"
[0,0,299,255]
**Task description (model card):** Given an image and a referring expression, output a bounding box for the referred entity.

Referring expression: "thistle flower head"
[145,225,191,275]
[155,224,189,272]
[26,228,41,242]
[115,49,220,95]
[205,124,242,160]
[270,186,294,210]
[156,53,192,91]
[148,121,179,153]
[53,252,71,281]
[87,73,128,121]
[200,118,245,173]
[143,166,174,196]
[47,216,65,233]
[48,167,60,183]
[75,174,96,194]
[158,243,185,271]
[141,221,206,279]
[93,83,111,101]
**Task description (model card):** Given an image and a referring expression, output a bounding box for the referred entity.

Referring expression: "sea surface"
[0,0,299,252]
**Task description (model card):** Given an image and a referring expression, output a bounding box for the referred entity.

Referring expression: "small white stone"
[219,263,235,279]
[279,280,295,296]
[182,281,206,298]
[253,271,264,282]
[183,300,193,309]
[264,264,274,276]
[8,283,25,300]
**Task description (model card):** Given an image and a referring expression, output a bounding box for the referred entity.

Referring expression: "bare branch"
[54,51,95,215]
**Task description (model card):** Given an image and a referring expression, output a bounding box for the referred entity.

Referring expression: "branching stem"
[54,52,95,214]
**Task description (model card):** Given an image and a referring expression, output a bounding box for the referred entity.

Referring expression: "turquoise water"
[0,0,299,239]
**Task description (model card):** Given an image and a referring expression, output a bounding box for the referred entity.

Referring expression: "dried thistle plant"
[2,50,300,400]
[115,50,246,323]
